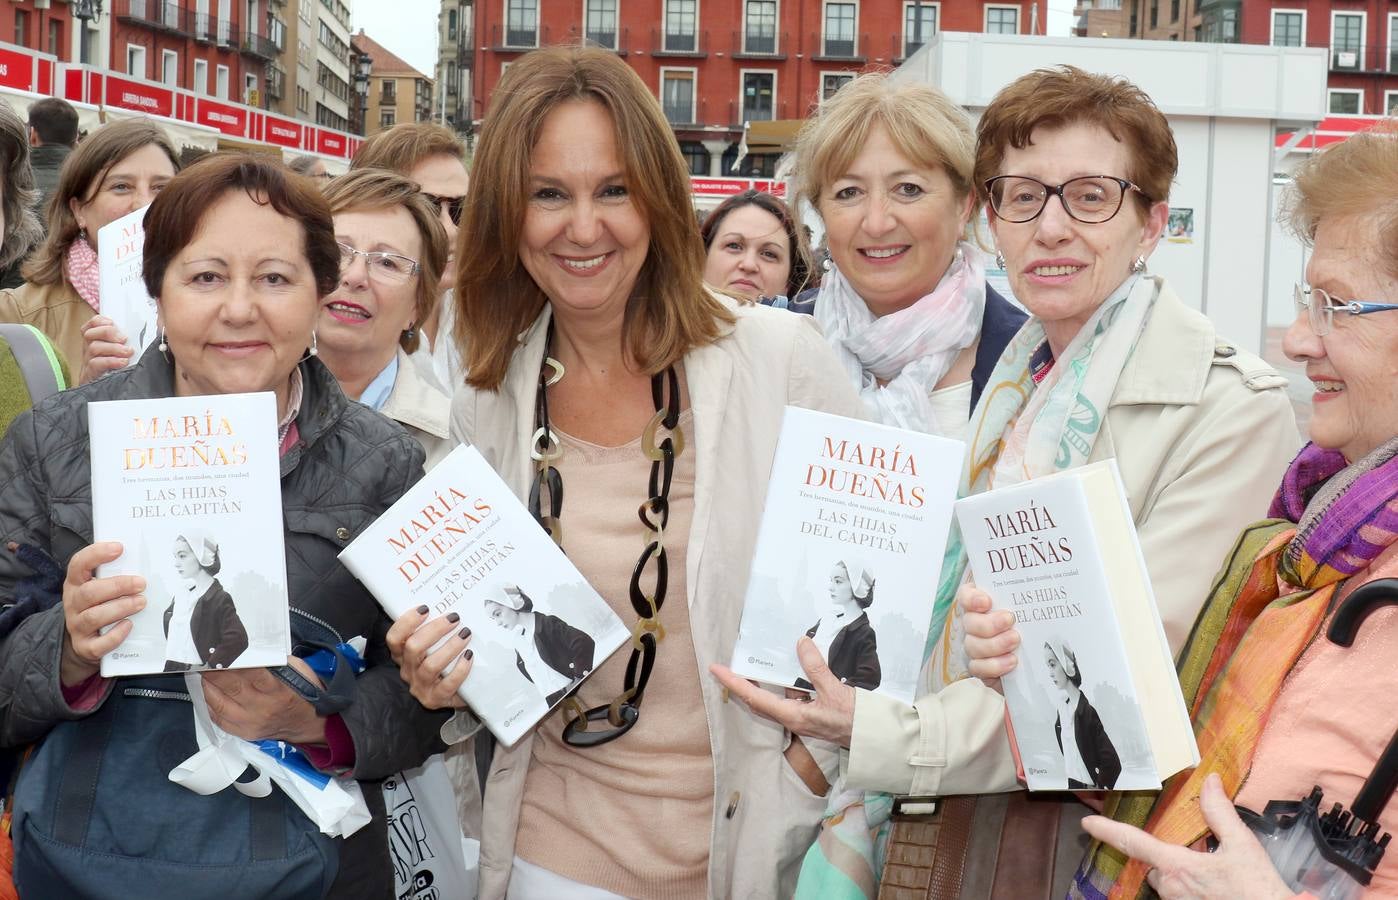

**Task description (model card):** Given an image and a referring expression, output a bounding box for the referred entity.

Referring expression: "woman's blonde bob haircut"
[792,74,977,216]
[456,46,731,390]
[1284,123,1398,279]
[321,168,448,354]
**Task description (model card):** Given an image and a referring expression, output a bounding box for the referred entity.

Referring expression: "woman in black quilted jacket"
[0,153,446,899]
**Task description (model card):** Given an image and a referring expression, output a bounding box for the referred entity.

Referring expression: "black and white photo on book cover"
[339,444,630,747]
[89,392,292,677]
[731,406,963,705]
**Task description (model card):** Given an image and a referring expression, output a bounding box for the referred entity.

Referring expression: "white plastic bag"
[383,753,478,898]
[168,672,372,838]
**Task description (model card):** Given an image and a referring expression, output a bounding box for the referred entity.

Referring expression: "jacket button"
[335,527,350,540]
[725,791,741,819]
[1214,343,1236,358]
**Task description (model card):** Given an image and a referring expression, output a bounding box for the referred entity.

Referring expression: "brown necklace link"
[527,324,685,747]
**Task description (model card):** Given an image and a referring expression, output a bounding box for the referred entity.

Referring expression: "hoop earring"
[157,327,168,353]
[1131,255,1147,274]
[995,250,1006,270]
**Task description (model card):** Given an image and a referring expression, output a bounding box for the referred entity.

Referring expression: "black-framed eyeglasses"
[984,175,1150,224]
[1294,284,1398,336]
[423,192,465,227]
[336,241,420,284]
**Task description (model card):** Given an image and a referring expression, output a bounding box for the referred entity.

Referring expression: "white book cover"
[97,203,158,355]
[339,444,630,747]
[955,460,1195,792]
[730,406,964,704]
[89,392,292,677]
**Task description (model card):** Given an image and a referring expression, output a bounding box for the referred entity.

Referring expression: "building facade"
[470,0,1038,177]
[108,0,275,103]
[312,0,353,130]
[437,0,473,136]
[2,1,76,62]
[1239,0,1398,115]
[354,30,433,135]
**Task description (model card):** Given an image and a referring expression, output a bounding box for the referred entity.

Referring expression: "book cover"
[89,392,292,677]
[954,460,1199,791]
[97,203,157,355]
[338,444,630,747]
[730,406,964,704]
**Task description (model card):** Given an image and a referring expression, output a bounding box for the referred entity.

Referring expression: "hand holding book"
[59,541,148,688]
[959,583,1020,690]
[78,315,134,385]
[385,605,474,711]
[709,637,857,748]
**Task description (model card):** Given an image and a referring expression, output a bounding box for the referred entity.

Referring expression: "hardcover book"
[97,203,157,355]
[954,460,1199,791]
[729,406,964,704]
[339,444,630,747]
[89,392,292,677]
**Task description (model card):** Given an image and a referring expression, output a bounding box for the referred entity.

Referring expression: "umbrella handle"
[1328,577,1398,823]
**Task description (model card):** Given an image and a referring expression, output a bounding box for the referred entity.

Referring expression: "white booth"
[890,33,1328,356]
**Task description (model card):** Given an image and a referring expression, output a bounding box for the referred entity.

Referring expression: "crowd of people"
[0,45,1393,900]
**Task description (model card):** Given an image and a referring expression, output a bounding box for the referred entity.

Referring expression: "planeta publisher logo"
[748,656,774,667]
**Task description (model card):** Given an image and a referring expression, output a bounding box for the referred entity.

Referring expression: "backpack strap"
[0,324,67,405]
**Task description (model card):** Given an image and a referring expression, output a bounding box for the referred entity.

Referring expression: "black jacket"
[515,612,596,706]
[0,343,448,898]
[779,283,1028,413]
[1054,693,1122,789]
[796,613,881,691]
[162,578,248,669]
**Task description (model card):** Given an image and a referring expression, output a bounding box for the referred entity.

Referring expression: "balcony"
[192,12,239,47]
[732,29,787,59]
[652,27,708,57]
[266,63,286,100]
[566,24,631,54]
[116,0,188,35]
[241,31,278,60]
[1274,41,1396,74]
[490,22,553,50]
[812,31,867,62]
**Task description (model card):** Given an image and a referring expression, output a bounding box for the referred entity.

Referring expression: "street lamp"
[72,0,102,66]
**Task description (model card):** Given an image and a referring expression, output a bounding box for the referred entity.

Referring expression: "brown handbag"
[878,791,1089,900]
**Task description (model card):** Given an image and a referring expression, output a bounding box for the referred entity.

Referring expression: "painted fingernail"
[416,605,429,615]
[463,649,473,661]
[458,626,470,640]
[446,612,460,624]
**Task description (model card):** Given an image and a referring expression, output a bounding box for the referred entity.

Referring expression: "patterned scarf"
[64,238,101,313]
[813,243,985,433]
[795,273,1156,900]
[1073,438,1398,900]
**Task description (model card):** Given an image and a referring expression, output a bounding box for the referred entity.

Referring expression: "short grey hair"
[0,103,41,270]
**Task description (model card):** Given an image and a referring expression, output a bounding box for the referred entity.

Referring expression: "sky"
[351,0,1079,85]
[353,0,441,79]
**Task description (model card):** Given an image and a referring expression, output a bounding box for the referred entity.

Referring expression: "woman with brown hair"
[0,118,179,382]
[385,46,861,899]
[319,168,452,467]
[700,188,811,303]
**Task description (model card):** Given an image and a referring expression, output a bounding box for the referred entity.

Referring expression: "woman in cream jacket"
[385,48,863,899]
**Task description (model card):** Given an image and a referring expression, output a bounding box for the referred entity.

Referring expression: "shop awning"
[743,119,805,155]
[0,88,100,137]
[102,107,220,154]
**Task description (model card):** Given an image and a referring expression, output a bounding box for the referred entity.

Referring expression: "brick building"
[1,1,77,61]
[110,0,275,104]
[354,30,433,135]
[470,0,1038,176]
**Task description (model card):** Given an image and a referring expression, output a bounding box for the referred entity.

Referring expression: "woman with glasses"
[351,124,469,389]
[962,123,1398,899]
[317,169,453,468]
[384,47,861,899]
[717,66,1300,898]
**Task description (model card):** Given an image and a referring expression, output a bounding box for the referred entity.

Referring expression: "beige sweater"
[514,410,713,899]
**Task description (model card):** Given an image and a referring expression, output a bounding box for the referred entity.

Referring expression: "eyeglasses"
[1294,284,1398,336]
[422,192,465,227]
[984,175,1150,224]
[336,241,420,284]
